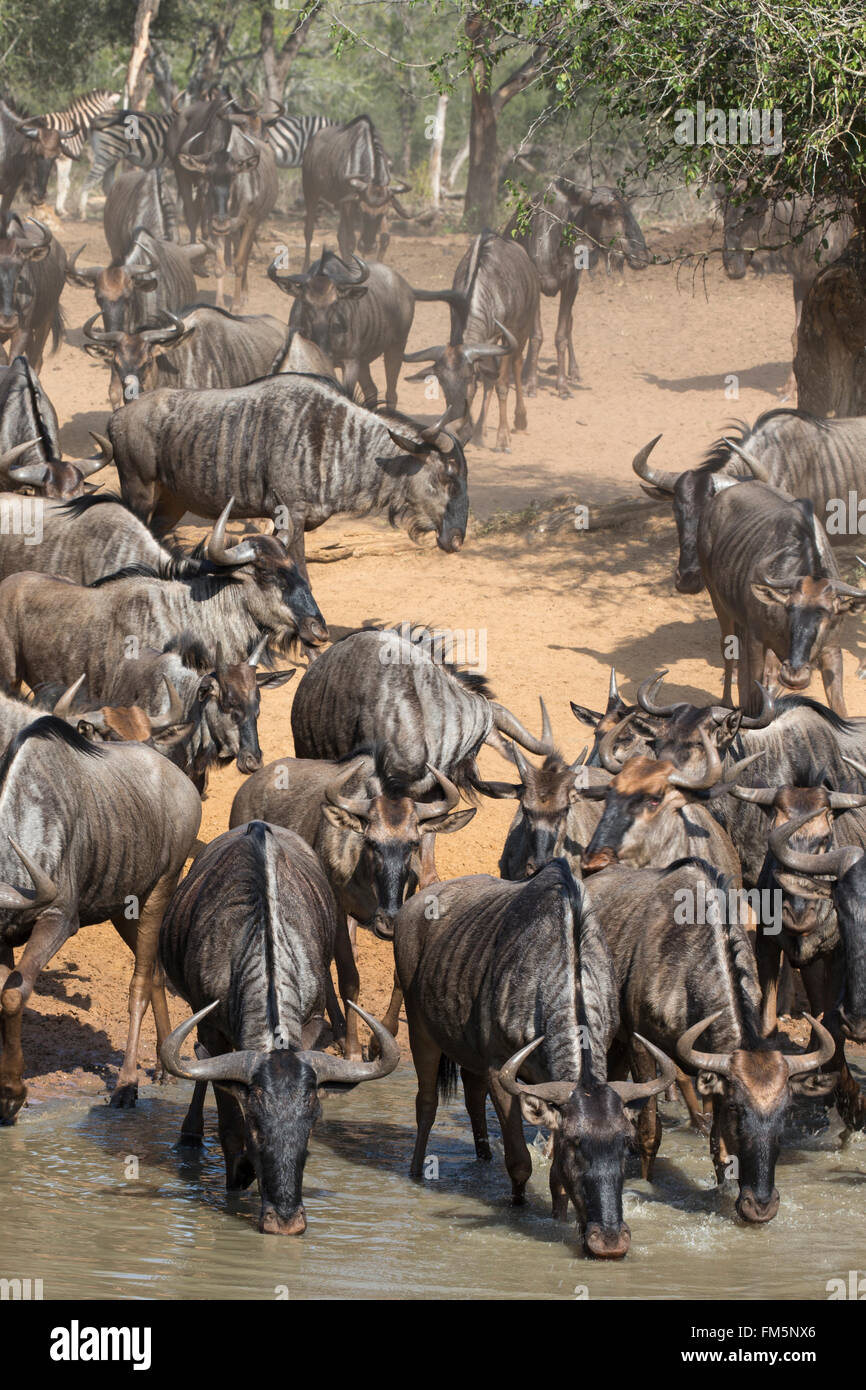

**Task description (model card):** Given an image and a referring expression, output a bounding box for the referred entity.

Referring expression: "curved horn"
[739,682,776,728]
[0,438,43,471]
[20,217,51,251]
[828,788,866,810]
[608,666,619,703]
[150,677,186,732]
[206,498,258,567]
[727,783,778,805]
[631,434,678,493]
[403,343,447,364]
[676,1009,732,1077]
[299,1001,400,1085]
[598,710,635,773]
[171,90,185,114]
[53,673,87,718]
[842,754,866,783]
[769,812,864,879]
[608,1034,678,1104]
[496,1036,575,1105]
[140,311,186,345]
[785,1013,836,1077]
[637,670,677,717]
[0,837,58,913]
[415,764,461,822]
[324,756,374,820]
[668,724,722,790]
[246,633,269,668]
[159,1000,260,1085]
[722,435,769,482]
[491,700,556,756]
[82,312,120,345]
[463,319,518,365]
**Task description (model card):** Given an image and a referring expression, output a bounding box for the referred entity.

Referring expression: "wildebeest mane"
[0,714,104,792]
[333,623,495,699]
[700,408,830,475]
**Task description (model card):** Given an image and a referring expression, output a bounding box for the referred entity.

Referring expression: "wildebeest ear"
[639,482,673,503]
[322,802,365,836]
[751,581,788,607]
[385,426,427,455]
[695,1071,725,1097]
[425,807,476,835]
[256,668,296,689]
[833,589,866,613]
[197,676,217,702]
[518,1093,561,1131]
[178,153,209,174]
[375,452,424,476]
[571,701,603,728]
[713,710,742,744]
[338,285,368,301]
[83,342,114,360]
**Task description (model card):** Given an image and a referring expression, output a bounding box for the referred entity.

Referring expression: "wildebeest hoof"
[0,1085,25,1124]
[557,386,570,399]
[178,1131,204,1148]
[109,1082,139,1109]
[475,1139,492,1161]
[525,386,537,398]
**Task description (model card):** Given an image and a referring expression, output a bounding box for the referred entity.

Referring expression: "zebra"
[263,114,336,170]
[29,89,121,217]
[79,110,173,220]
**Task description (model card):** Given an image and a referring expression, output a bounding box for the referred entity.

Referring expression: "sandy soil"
[15,200,866,1109]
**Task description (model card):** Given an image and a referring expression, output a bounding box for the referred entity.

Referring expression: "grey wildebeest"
[0,716,202,1120]
[105,374,469,571]
[697,480,866,714]
[67,229,202,339]
[405,229,539,451]
[103,168,179,260]
[0,354,60,469]
[506,179,648,397]
[158,821,399,1234]
[301,115,411,268]
[229,749,475,1059]
[268,249,414,409]
[632,411,866,594]
[178,125,277,308]
[0,216,65,371]
[80,305,286,410]
[0,501,326,702]
[394,857,675,1257]
[589,858,835,1222]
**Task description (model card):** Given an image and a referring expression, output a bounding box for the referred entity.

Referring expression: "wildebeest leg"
[493,356,512,453]
[383,345,403,410]
[179,1082,208,1147]
[324,971,345,1041]
[819,645,846,715]
[0,908,71,1124]
[708,1100,730,1184]
[461,1067,491,1160]
[487,1068,532,1203]
[357,362,378,409]
[761,647,781,692]
[303,201,317,270]
[333,913,362,1061]
[804,957,865,1127]
[213,1081,255,1190]
[418,832,439,889]
[214,237,228,309]
[558,278,579,394]
[737,634,764,714]
[472,377,493,447]
[149,492,188,540]
[407,1009,441,1179]
[54,157,71,217]
[523,301,542,396]
[512,350,528,432]
[631,1039,662,1179]
[110,911,172,1081]
[676,1067,710,1134]
[756,927,783,1037]
[232,221,257,309]
[112,872,179,1108]
[781,281,807,399]
[337,204,356,264]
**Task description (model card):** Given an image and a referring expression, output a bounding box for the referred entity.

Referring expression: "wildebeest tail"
[437,1053,459,1102]
[51,302,65,355]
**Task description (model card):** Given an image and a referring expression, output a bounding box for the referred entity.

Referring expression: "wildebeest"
[301,115,410,267]
[229,749,475,1058]
[103,168,179,260]
[697,480,865,713]
[0,354,60,470]
[268,250,414,409]
[589,858,835,1222]
[632,411,866,593]
[68,228,202,338]
[0,716,202,1120]
[80,305,286,409]
[395,858,675,1257]
[178,125,277,307]
[0,97,77,212]
[406,229,538,451]
[506,179,648,397]
[159,822,398,1233]
[0,216,65,371]
[0,501,326,701]
[290,626,556,800]
[105,374,469,570]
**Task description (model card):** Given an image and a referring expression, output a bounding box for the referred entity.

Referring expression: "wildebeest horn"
[739,682,776,728]
[598,710,635,773]
[53,673,87,717]
[722,436,769,482]
[463,319,518,365]
[784,1014,836,1076]
[83,312,121,345]
[842,754,866,782]
[631,435,677,493]
[140,311,186,345]
[150,677,186,732]
[171,90,185,114]
[768,812,865,879]
[491,699,556,756]
[297,1001,400,1085]
[18,217,51,252]
[7,462,51,486]
[512,742,534,785]
[246,633,269,668]
[206,498,258,566]
[0,439,43,471]
[0,837,58,913]
[637,670,677,716]
[677,1011,732,1076]
[727,782,778,805]
[403,343,447,364]
[66,244,101,283]
[414,765,461,822]
[496,1036,575,1104]
[324,756,374,820]
[160,1000,260,1085]
[667,724,722,790]
[130,244,157,279]
[83,432,113,473]
[608,666,619,702]
[607,1035,677,1104]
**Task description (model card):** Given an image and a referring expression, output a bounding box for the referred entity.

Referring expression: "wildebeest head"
[678,1009,834,1223]
[15,122,79,205]
[632,435,741,593]
[269,249,369,364]
[403,321,517,444]
[570,666,660,767]
[204,498,328,648]
[160,998,399,1234]
[639,670,775,775]
[751,557,866,691]
[1,431,109,500]
[343,172,411,258]
[81,310,194,408]
[178,130,261,235]
[722,192,769,279]
[321,759,475,938]
[66,242,158,334]
[197,634,295,775]
[770,807,866,1041]
[378,419,469,553]
[498,1034,675,1258]
[556,179,649,274]
[0,219,52,348]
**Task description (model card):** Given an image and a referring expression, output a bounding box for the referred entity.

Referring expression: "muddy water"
[2,1067,864,1301]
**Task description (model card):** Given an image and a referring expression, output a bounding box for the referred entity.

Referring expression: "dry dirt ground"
[16,198,866,1109]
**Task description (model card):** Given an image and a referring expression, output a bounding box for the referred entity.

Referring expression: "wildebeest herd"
[0,81,863,1262]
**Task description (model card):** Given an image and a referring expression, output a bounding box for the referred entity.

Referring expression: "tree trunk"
[794,233,866,416]
[447,138,469,190]
[126,0,161,111]
[429,94,448,209]
[261,3,322,105]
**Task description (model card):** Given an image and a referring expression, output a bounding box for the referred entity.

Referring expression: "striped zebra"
[79,110,173,220]
[264,114,336,169]
[30,89,121,216]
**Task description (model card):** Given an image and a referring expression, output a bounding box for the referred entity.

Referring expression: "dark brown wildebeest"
[67,230,202,338]
[301,115,410,268]
[158,821,398,1233]
[506,179,648,397]
[0,216,65,371]
[697,480,866,714]
[394,857,675,1257]
[405,229,539,452]
[268,249,414,409]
